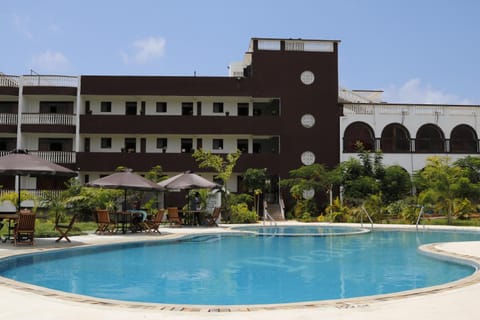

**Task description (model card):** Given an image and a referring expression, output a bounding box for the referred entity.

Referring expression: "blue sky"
[2,0,479,105]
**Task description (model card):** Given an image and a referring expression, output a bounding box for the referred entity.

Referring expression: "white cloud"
[31,50,70,74]
[383,78,472,105]
[122,37,166,64]
[12,13,32,39]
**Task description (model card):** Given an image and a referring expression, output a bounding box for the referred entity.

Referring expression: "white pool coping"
[1,222,480,319]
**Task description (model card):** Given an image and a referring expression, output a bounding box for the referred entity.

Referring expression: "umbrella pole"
[124,190,127,211]
[17,175,21,209]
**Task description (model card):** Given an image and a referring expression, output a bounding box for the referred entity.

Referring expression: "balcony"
[22,113,76,126]
[76,151,280,174]
[0,150,75,164]
[80,115,280,135]
[0,113,18,132]
[22,75,78,87]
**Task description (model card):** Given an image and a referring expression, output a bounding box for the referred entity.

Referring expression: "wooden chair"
[95,209,115,234]
[167,207,183,227]
[146,209,165,233]
[14,210,36,246]
[206,207,221,227]
[55,214,77,242]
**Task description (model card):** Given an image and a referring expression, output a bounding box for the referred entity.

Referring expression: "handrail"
[415,206,425,231]
[360,205,374,230]
[262,201,277,226]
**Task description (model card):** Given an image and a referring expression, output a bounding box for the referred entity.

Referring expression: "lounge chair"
[95,209,115,234]
[167,207,183,227]
[14,210,36,245]
[206,207,221,227]
[55,214,77,242]
[146,209,165,233]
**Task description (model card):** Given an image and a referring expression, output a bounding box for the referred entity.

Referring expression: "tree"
[415,156,472,224]
[242,168,267,215]
[192,149,241,187]
[192,149,242,219]
[380,165,412,203]
[279,163,333,217]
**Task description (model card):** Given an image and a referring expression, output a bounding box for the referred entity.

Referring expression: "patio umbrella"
[158,171,219,190]
[86,169,164,211]
[0,149,77,207]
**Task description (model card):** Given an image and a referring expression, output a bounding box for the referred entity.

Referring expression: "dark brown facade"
[78,38,340,177]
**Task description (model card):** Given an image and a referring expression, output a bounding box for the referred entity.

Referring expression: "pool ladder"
[263,201,277,226]
[415,206,425,231]
[360,205,374,230]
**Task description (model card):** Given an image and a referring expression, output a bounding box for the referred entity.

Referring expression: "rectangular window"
[181,138,193,153]
[196,138,203,150]
[100,101,112,112]
[237,103,249,116]
[126,101,137,115]
[196,101,202,115]
[156,102,167,113]
[100,138,112,149]
[124,138,136,153]
[85,100,91,114]
[182,102,193,115]
[156,138,168,149]
[237,139,248,152]
[212,139,224,150]
[213,102,224,113]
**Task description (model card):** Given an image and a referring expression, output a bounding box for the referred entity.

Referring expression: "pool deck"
[1,222,480,319]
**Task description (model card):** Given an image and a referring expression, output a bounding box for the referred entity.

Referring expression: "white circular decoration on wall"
[300,70,315,85]
[301,151,315,165]
[302,188,315,200]
[301,114,315,128]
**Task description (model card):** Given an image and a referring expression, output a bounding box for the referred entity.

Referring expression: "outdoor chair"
[13,209,36,245]
[146,209,165,233]
[206,207,221,227]
[167,207,183,227]
[55,214,77,242]
[95,209,115,234]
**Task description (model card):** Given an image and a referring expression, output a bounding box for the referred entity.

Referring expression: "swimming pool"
[0,227,479,306]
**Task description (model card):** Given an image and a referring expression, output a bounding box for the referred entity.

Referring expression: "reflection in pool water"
[0,227,479,306]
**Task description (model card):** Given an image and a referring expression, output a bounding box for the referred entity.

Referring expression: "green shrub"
[230,203,258,223]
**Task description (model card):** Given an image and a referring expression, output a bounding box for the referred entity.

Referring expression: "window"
[450,125,477,153]
[213,102,224,113]
[237,139,248,152]
[126,101,137,115]
[100,138,112,149]
[50,105,58,113]
[156,102,167,113]
[124,138,136,153]
[213,139,223,150]
[181,138,193,153]
[49,142,63,151]
[380,124,410,153]
[416,124,445,152]
[343,122,375,152]
[196,138,203,150]
[182,102,193,115]
[100,101,112,112]
[85,100,91,114]
[156,138,168,149]
[238,103,249,116]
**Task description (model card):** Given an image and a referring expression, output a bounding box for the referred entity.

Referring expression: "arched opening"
[450,124,478,153]
[415,124,445,152]
[380,123,410,153]
[343,122,375,152]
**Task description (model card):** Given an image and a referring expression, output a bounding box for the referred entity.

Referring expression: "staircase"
[265,203,285,221]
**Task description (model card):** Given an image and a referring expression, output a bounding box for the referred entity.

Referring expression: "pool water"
[0,229,479,306]
[234,225,370,236]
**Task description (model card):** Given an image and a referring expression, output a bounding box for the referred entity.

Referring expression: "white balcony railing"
[0,151,75,164]
[22,113,76,126]
[0,74,20,87]
[22,75,78,87]
[30,151,76,164]
[0,113,18,125]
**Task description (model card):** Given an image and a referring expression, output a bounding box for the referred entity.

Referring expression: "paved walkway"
[1,223,480,319]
